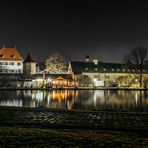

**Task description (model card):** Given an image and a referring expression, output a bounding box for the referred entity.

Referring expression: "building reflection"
[0,90,148,112]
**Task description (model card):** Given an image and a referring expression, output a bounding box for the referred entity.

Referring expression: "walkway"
[0,108,148,131]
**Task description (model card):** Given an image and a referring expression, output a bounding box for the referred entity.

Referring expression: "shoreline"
[0,86,148,91]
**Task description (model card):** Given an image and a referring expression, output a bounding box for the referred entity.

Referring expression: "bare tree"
[124,46,148,87]
[36,62,46,73]
[45,53,68,74]
[76,75,93,87]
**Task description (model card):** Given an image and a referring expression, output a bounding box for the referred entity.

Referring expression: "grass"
[0,127,148,147]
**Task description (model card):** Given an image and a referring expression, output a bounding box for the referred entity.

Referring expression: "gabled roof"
[0,48,23,61]
[23,52,36,63]
[70,61,127,74]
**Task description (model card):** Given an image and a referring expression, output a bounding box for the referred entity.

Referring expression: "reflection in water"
[0,90,148,112]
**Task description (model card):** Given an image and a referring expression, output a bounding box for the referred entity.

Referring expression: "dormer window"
[0,54,4,58]
[10,55,15,58]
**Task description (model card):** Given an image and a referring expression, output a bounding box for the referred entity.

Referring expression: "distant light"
[47,78,52,82]
[93,79,97,82]
[35,79,43,82]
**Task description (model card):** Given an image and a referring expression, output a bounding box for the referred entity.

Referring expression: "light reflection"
[135,93,138,106]
[0,90,148,112]
[0,100,22,107]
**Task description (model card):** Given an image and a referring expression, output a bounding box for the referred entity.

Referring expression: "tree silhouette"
[124,46,148,87]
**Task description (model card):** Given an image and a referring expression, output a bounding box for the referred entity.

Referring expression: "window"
[103,68,106,71]
[17,62,21,66]
[94,75,98,78]
[5,62,8,65]
[94,68,98,71]
[10,55,15,58]
[9,62,14,65]
[122,69,125,72]
[10,70,14,73]
[105,76,110,79]
[112,69,114,71]
[117,69,120,71]
[85,68,88,70]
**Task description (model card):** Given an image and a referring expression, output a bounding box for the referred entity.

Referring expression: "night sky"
[0,0,148,63]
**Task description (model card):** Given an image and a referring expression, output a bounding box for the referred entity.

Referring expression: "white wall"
[0,61,23,74]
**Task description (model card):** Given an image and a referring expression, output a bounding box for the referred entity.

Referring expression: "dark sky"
[0,0,148,63]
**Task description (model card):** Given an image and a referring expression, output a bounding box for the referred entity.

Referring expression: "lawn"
[0,127,148,147]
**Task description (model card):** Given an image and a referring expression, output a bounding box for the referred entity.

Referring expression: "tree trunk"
[139,73,143,88]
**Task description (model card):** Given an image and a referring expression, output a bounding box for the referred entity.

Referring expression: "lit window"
[103,68,106,71]
[95,68,98,71]
[128,69,130,72]
[112,69,114,71]
[122,69,125,72]
[85,68,88,70]
[117,69,120,71]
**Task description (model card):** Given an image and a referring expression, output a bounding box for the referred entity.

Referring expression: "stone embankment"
[0,107,148,131]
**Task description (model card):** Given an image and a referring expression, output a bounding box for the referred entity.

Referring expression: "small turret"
[23,52,36,77]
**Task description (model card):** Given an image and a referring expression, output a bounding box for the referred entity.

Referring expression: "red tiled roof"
[0,48,23,61]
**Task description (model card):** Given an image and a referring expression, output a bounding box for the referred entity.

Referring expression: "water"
[0,90,148,112]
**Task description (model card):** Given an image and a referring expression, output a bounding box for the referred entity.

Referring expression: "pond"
[0,90,148,112]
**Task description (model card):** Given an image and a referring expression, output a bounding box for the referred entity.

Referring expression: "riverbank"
[0,107,148,147]
[0,86,148,90]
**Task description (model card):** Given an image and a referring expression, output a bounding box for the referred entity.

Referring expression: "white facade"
[0,61,23,73]
[0,48,24,74]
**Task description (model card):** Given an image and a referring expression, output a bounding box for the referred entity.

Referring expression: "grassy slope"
[0,127,148,147]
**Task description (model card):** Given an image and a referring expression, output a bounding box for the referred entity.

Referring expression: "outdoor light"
[35,79,43,82]
[47,78,51,82]
[93,78,97,82]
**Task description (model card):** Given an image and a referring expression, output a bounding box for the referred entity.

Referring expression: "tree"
[36,62,46,73]
[124,46,148,87]
[76,75,93,87]
[45,53,68,74]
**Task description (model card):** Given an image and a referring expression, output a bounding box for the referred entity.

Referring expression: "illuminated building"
[0,47,23,73]
[68,57,148,87]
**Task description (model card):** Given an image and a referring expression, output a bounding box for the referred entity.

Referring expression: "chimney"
[93,59,98,65]
[85,55,90,62]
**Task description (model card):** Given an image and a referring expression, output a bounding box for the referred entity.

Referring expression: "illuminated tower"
[23,52,36,77]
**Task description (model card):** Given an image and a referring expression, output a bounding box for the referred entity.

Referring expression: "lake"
[0,90,148,112]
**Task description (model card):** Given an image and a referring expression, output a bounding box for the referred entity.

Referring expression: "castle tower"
[23,52,36,76]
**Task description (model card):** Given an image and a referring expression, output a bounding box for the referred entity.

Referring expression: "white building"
[0,48,24,74]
